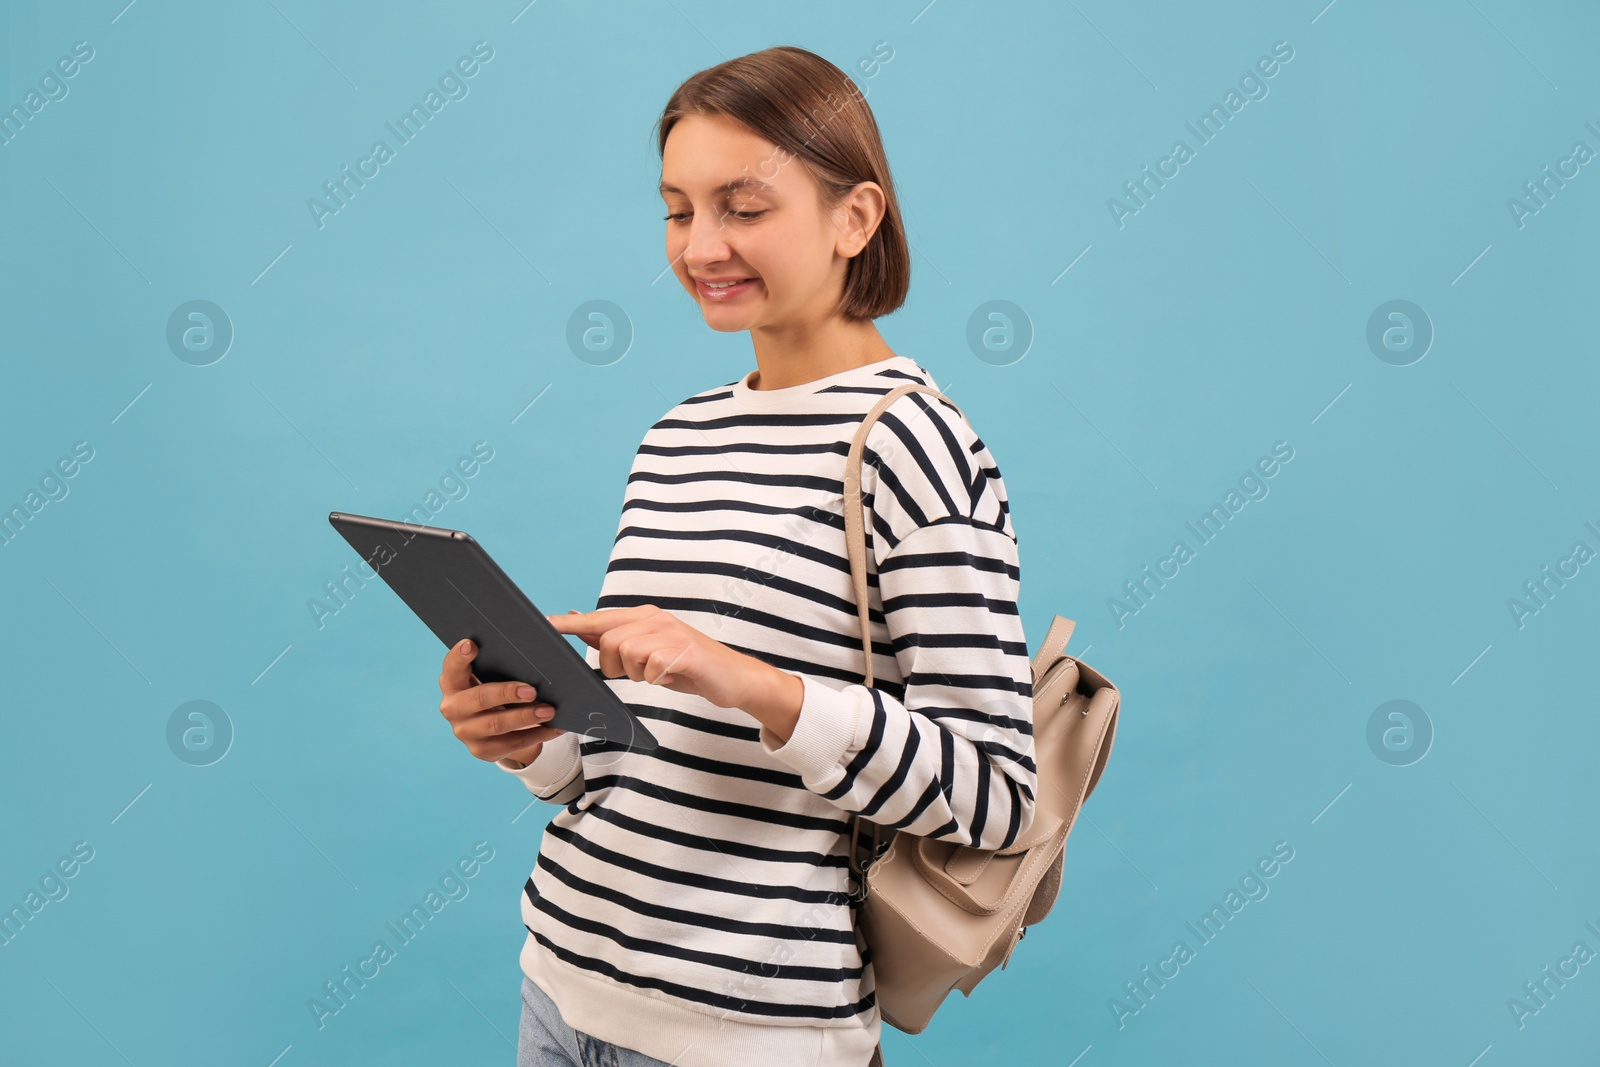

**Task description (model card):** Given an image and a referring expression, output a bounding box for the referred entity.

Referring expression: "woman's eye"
[662,210,765,222]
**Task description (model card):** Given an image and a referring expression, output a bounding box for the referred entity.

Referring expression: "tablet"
[328,511,658,752]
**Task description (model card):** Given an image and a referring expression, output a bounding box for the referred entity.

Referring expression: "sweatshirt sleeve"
[496,731,584,804]
[755,394,1036,850]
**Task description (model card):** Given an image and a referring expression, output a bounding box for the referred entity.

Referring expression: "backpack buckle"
[847,818,885,903]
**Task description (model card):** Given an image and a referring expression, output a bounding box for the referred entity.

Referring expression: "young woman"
[437,46,1036,1067]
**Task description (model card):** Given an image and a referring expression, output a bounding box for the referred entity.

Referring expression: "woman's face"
[659,112,860,333]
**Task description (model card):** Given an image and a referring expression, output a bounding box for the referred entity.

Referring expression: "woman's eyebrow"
[658,177,776,196]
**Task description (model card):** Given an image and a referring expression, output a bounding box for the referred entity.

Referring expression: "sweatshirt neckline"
[728,355,923,410]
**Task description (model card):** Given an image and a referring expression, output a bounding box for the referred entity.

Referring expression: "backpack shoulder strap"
[843,382,965,688]
[1031,615,1077,677]
[844,381,965,891]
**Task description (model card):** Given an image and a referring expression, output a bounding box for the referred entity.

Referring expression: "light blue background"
[3,1,1596,1064]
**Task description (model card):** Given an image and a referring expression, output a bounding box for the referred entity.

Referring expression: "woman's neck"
[746,319,896,391]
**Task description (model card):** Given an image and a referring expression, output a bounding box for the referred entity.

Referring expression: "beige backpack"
[840,383,1121,1062]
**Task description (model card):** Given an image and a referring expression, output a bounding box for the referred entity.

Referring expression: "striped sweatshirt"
[497,354,1036,1067]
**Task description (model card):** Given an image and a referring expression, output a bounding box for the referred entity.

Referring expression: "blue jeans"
[517,975,678,1067]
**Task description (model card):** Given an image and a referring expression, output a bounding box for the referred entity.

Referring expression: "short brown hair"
[654,46,910,322]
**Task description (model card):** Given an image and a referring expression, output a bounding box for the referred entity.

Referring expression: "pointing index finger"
[546,609,588,631]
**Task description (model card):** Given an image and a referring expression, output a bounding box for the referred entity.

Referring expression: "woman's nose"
[681,210,735,265]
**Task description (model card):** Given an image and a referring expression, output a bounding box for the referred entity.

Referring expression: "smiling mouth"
[695,277,760,300]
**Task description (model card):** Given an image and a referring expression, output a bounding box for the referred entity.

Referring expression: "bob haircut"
[653,45,911,323]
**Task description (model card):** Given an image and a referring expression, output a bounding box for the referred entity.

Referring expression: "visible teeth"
[706,279,750,288]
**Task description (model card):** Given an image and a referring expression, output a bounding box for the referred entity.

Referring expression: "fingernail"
[537,705,554,717]
[459,640,472,655]
[517,685,536,700]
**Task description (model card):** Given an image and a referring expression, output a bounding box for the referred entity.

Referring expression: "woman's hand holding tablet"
[438,637,566,768]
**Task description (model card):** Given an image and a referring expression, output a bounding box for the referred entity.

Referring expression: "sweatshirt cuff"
[759,673,868,782]
[496,732,582,796]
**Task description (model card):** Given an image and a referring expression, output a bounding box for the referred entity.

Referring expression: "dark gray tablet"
[328,511,658,752]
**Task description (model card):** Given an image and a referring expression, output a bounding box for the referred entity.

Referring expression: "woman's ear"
[835,181,887,258]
